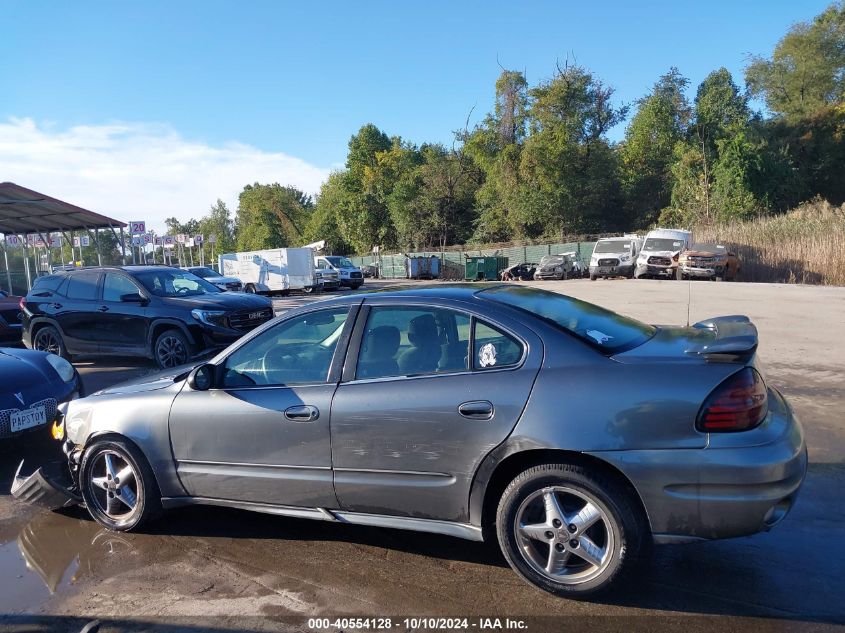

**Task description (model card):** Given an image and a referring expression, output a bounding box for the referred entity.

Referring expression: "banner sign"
[207,234,217,244]
[5,235,21,248]
[194,234,204,244]
[129,221,146,235]
[176,234,186,244]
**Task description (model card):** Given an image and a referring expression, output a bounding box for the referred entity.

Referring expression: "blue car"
[0,347,81,440]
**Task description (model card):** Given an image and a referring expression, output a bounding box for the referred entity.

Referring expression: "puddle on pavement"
[0,509,139,614]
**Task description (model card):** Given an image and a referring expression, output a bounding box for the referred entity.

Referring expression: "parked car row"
[501,229,741,284]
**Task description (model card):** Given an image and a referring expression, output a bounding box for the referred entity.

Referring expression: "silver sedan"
[14,284,807,597]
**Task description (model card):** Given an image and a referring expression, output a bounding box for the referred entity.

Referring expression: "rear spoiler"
[686,315,758,359]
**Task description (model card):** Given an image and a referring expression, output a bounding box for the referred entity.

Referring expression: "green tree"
[746,2,845,120]
[304,172,354,254]
[664,68,759,224]
[619,68,691,228]
[515,63,627,237]
[236,183,312,251]
[197,199,235,254]
[465,70,529,242]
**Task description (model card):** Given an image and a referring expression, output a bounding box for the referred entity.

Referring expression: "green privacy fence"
[351,241,597,280]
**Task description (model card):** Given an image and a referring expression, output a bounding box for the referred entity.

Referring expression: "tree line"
[180,2,844,256]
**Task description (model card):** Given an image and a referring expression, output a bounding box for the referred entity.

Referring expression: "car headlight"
[619,254,630,262]
[46,354,75,382]
[191,309,227,327]
[316,272,323,278]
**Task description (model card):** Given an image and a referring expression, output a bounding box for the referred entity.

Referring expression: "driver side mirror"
[120,292,148,305]
[187,363,215,391]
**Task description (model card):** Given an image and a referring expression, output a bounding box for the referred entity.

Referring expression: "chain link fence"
[350,241,598,280]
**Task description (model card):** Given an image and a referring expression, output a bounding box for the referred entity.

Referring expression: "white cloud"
[0,117,331,234]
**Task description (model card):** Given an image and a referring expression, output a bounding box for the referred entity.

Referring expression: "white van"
[634,228,693,279]
[589,235,643,280]
[219,247,319,295]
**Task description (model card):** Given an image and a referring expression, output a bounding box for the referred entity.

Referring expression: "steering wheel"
[260,345,299,381]
[176,286,191,295]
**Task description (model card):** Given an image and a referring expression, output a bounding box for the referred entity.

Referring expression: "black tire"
[303,285,315,294]
[32,324,71,360]
[351,283,363,290]
[496,463,647,598]
[153,328,190,369]
[244,283,256,294]
[589,274,597,281]
[79,438,161,532]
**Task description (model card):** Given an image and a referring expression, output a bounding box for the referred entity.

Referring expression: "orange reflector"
[51,420,64,441]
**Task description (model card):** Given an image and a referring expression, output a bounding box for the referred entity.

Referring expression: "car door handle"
[284,405,319,422]
[458,400,494,420]
[98,305,109,312]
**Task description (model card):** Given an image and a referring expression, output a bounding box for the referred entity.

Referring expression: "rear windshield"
[478,285,655,353]
[32,275,65,293]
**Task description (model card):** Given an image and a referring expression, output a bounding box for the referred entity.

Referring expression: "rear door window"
[65,272,100,301]
[356,306,470,379]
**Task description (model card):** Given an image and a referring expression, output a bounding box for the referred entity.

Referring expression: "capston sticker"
[478,343,497,367]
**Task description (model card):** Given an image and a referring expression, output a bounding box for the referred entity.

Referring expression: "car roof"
[301,283,505,307]
[53,265,180,275]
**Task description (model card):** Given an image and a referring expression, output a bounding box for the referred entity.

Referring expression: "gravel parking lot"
[1,279,844,632]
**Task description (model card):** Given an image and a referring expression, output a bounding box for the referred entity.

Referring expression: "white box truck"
[219,248,319,295]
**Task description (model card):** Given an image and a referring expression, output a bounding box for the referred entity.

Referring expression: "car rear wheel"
[244,283,256,294]
[496,463,646,598]
[154,328,190,369]
[79,439,161,532]
[32,325,71,360]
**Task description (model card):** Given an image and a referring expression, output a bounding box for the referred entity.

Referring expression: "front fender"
[64,385,186,497]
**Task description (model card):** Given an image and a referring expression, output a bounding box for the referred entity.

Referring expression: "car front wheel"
[496,463,646,598]
[154,328,190,369]
[79,438,161,531]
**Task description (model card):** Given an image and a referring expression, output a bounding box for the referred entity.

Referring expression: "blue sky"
[0,0,831,230]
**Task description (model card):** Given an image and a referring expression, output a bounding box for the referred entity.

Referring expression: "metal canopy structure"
[0,182,126,234]
[0,182,129,291]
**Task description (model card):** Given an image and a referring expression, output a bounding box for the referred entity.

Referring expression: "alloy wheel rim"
[88,450,141,522]
[35,331,60,355]
[157,336,186,368]
[514,485,614,585]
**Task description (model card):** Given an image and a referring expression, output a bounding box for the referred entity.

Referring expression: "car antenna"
[686,277,692,327]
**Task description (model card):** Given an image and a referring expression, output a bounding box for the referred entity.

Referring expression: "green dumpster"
[465,256,509,281]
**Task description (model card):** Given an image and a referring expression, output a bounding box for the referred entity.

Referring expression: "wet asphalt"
[1,280,844,632]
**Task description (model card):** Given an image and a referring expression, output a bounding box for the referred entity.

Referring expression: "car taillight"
[697,367,768,432]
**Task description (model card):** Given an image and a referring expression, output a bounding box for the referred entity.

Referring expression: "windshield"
[478,285,655,353]
[325,256,356,268]
[539,254,572,266]
[690,243,726,254]
[643,238,684,252]
[594,240,631,254]
[190,267,219,279]
[135,269,220,297]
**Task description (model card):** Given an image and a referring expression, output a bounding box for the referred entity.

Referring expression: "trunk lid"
[613,315,758,364]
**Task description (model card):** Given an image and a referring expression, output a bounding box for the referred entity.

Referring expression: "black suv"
[21,266,274,369]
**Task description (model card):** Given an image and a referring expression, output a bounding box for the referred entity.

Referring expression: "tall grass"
[694,199,845,285]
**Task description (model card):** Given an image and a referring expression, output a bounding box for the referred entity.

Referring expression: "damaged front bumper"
[11,458,81,510]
